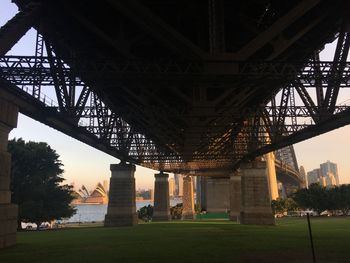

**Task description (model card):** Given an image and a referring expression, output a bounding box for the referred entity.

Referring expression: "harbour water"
[65,198,182,223]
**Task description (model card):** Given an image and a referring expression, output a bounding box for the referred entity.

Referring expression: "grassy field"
[1,217,350,263]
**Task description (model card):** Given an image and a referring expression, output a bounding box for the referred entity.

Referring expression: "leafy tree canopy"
[138,205,153,221]
[329,184,350,215]
[271,197,298,215]
[170,203,183,219]
[8,138,76,229]
[292,183,350,215]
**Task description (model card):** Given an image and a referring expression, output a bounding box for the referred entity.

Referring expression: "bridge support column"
[206,177,230,213]
[104,163,137,227]
[229,172,241,222]
[182,176,195,219]
[240,160,275,225]
[265,152,279,200]
[197,176,207,211]
[153,172,170,221]
[0,97,18,248]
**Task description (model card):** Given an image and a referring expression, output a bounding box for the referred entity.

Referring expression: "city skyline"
[2,0,350,191]
[305,160,340,187]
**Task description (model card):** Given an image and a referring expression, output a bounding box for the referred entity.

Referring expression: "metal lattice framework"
[0,0,349,176]
[1,51,349,172]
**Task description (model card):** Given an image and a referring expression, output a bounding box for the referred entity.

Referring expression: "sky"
[1,1,350,191]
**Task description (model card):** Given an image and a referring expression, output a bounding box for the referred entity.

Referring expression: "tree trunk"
[36,221,41,231]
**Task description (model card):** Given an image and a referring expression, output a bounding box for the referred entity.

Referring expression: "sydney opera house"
[73,181,109,204]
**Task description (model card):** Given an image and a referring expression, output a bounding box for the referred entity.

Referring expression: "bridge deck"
[1,0,346,174]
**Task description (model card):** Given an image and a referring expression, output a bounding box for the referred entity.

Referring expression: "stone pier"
[229,172,241,222]
[153,172,170,221]
[104,163,137,227]
[0,97,18,248]
[240,160,275,225]
[198,176,207,211]
[182,176,195,219]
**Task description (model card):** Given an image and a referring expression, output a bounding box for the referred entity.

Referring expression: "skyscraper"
[307,168,321,186]
[299,166,307,188]
[325,173,337,187]
[320,160,339,185]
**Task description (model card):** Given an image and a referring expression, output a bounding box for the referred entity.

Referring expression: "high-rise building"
[306,160,339,188]
[299,166,307,188]
[320,160,339,186]
[325,172,337,187]
[307,168,321,186]
[320,176,327,187]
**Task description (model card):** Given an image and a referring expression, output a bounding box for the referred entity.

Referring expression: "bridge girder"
[0,0,349,180]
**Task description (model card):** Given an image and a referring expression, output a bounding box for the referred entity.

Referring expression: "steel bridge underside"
[1,0,350,183]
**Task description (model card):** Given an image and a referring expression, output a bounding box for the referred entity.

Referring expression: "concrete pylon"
[229,171,241,222]
[265,152,279,200]
[240,160,275,225]
[104,163,137,227]
[206,177,230,212]
[153,172,170,221]
[196,176,202,208]
[198,176,207,211]
[0,97,18,248]
[182,175,195,219]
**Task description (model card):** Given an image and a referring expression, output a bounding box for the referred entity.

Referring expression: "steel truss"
[1,51,350,170]
[1,20,350,173]
[1,56,350,84]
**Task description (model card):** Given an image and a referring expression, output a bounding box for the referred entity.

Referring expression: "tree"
[340,184,350,215]
[292,183,331,215]
[271,198,286,215]
[285,197,299,212]
[138,205,153,221]
[291,187,310,210]
[308,183,331,214]
[8,138,76,229]
[292,184,350,216]
[271,198,299,216]
[331,184,350,215]
[170,203,183,219]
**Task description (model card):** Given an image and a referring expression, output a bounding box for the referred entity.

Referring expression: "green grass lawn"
[1,217,350,263]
